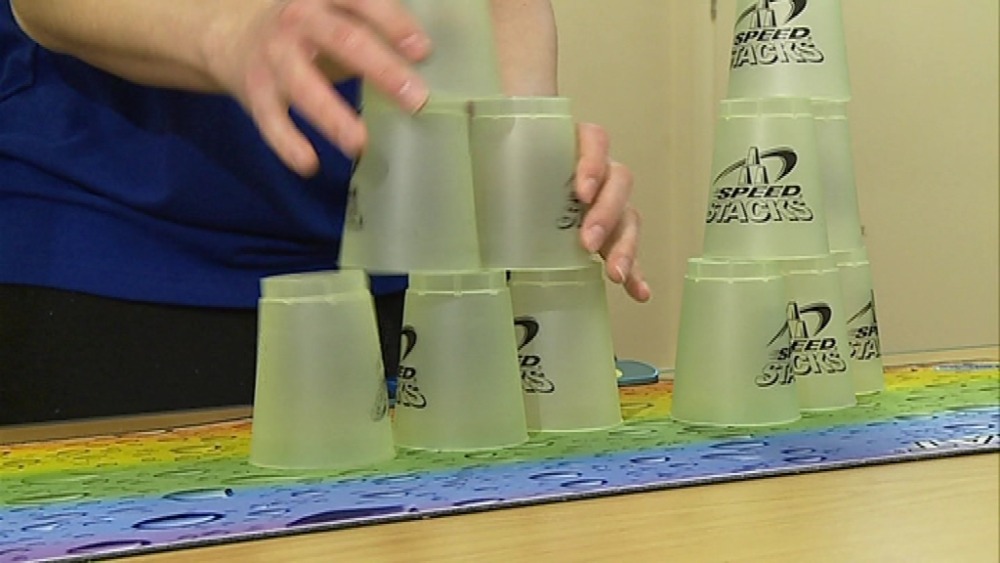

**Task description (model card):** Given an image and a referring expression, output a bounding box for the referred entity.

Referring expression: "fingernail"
[290,140,311,164]
[399,79,429,113]
[580,177,599,204]
[583,225,606,253]
[399,33,431,58]
[616,258,632,283]
[338,129,361,157]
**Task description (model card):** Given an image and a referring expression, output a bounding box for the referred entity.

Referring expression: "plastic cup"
[393,271,528,451]
[834,247,885,395]
[339,100,482,273]
[470,97,593,270]
[249,270,395,470]
[812,100,864,251]
[778,255,857,411]
[508,262,622,432]
[703,97,831,259]
[403,0,503,99]
[726,0,851,101]
[671,258,800,427]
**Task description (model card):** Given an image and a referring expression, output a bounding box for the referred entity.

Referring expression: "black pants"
[0,285,405,425]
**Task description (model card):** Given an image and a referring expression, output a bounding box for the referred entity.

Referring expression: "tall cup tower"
[673,0,884,426]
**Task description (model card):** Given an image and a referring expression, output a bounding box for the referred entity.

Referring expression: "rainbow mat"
[2,360,998,562]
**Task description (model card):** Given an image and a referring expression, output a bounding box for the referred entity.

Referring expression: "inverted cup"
[339,100,482,273]
[393,271,527,451]
[777,255,857,411]
[672,258,800,427]
[703,98,831,259]
[813,100,865,251]
[403,0,502,99]
[509,263,622,432]
[250,270,395,470]
[726,0,851,101]
[471,97,593,270]
[834,247,885,395]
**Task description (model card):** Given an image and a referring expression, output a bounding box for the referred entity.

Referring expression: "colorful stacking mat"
[1,359,997,561]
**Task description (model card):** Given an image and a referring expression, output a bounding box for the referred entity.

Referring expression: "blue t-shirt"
[0,5,404,307]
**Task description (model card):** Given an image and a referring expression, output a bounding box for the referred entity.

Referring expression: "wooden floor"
[130,453,1000,563]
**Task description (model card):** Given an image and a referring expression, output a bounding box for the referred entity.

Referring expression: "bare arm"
[10,0,432,171]
[490,0,649,302]
[490,0,558,96]
[11,0,250,91]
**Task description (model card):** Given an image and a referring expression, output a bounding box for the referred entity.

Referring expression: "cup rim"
[408,270,508,294]
[685,257,783,280]
[260,269,368,299]
[509,262,604,286]
[775,254,839,274]
[719,97,814,118]
[470,96,572,118]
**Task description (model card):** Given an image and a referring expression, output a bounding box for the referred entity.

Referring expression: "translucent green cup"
[834,247,885,395]
[339,100,482,273]
[778,255,857,411]
[249,270,395,470]
[812,100,864,251]
[508,263,622,432]
[671,258,800,427]
[703,97,831,259]
[393,271,528,451]
[403,0,502,99]
[470,97,593,270]
[726,0,851,101]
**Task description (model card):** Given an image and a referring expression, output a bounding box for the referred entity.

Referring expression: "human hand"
[204,0,432,175]
[574,123,651,303]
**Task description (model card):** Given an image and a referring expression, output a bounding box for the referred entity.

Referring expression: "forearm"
[490,0,558,96]
[9,0,267,92]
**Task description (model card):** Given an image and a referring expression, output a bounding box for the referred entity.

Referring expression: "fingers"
[278,39,368,148]
[581,161,632,254]
[245,68,322,175]
[600,206,651,303]
[624,261,652,303]
[574,123,650,303]
[574,122,610,205]
[329,0,431,61]
[293,2,429,112]
[231,0,434,174]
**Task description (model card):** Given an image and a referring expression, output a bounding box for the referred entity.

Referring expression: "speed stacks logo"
[756,308,797,388]
[770,302,849,378]
[396,326,428,409]
[707,146,816,226]
[514,317,556,394]
[846,291,882,361]
[731,0,825,69]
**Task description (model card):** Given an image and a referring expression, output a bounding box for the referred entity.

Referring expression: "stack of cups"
[339,0,621,452]
[814,102,885,395]
[472,97,621,435]
[340,0,503,273]
[672,0,884,426]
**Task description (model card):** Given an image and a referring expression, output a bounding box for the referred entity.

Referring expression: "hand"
[205,0,432,175]
[574,123,651,303]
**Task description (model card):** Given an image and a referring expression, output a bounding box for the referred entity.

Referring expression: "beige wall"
[551,0,715,368]
[554,0,999,368]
